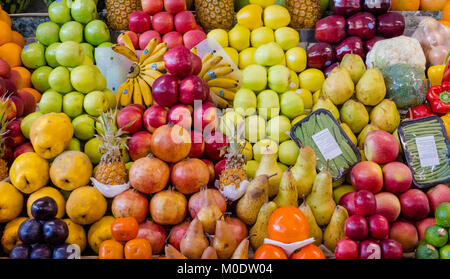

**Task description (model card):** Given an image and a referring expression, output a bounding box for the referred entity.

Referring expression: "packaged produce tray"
[290,109,361,182]
[397,115,450,189]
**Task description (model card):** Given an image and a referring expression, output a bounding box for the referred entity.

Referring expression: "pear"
[165,244,187,259]
[236,174,270,225]
[341,53,366,84]
[299,200,322,246]
[180,217,209,259]
[313,97,340,120]
[323,205,349,252]
[254,147,282,197]
[340,122,357,146]
[290,144,316,198]
[340,99,369,134]
[356,68,386,106]
[357,124,380,149]
[249,201,278,250]
[213,218,238,259]
[322,67,354,105]
[273,169,298,207]
[201,246,219,259]
[370,99,400,133]
[196,187,223,234]
[231,237,250,259]
[306,168,336,226]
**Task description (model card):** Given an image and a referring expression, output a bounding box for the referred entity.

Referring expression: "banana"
[210,87,236,101]
[141,67,163,80]
[207,77,239,88]
[141,44,168,66]
[139,38,159,63]
[133,78,143,105]
[201,52,214,64]
[115,80,129,103]
[203,66,233,81]
[213,61,232,69]
[210,92,229,109]
[137,76,153,107]
[142,61,165,72]
[198,55,223,78]
[120,79,134,107]
[119,33,136,52]
[112,45,138,62]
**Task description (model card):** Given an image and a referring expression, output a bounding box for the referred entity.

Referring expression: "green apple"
[252,138,278,161]
[268,65,290,93]
[73,114,95,140]
[56,41,85,67]
[81,43,95,62]
[59,21,84,43]
[83,90,109,116]
[70,65,98,93]
[242,64,267,92]
[250,26,274,48]
[274,27,299,51]
[97,42,114,48]
[278,140,300,165]
[254,42,284,66]
[71,0,98,24]
[285,47,307,73]
[245,160,260,179]
[49,66,73,93]
[103,88,117,109]
[280,90,304,119]
[31,66,52,92]
[39,90,63,113]
[84,137,102,164]
[233,88,257,116]
[36,22,60,46]
[63,91,85,118]
[20,112,44,139]
[220,109,244,137]
[21,43,46,69]
[84,20,111,46]
[45,42,61,68]
[266,115,291,142]
[65,138,82,151]
[244,115,266,143]
[48,0,72,24]
[257,89,279,119]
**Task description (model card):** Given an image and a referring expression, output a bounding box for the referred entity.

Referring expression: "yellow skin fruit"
[66,186,107,225]
[9,152,49,194]
[207,29,229,48]
[50,151,93,191]
[27,186,66,219]
[224,47,239,66]
[236,4,263,30]
[0,182,23,223]
[87,216,114,254]
[64,218,87,252]
[299,69,326,93]
[1,217,27,254]
[228,24,251,51]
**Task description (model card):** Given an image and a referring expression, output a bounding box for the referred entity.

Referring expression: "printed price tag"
[416,136,440,167]
[312,128,342,161]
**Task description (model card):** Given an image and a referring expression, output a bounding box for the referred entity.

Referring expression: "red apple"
[201,158,215,184]
[339,192,356,216]
[347,12,376,40]
[128,131,152,161]
[375,192,401,223]
[118,31,139,50]
[174,11,196,34]
[193,102,219,132]
[143,104,167,133]
[355,190,377,216]
[162,31,183,49]
[117,106,143,134]
[164,0,186,14]
[152,75,179,107]
[13,142,34,159]
[363,0,391,15]
[335,36,365,61]
[350,161,383,193]
[345,215,369,241]
[152,12,174,34]
[427,184,450,213]
[164,46,193,78]
[380,239,403,259]
[9,70,22,90]
[112,189,149,223]
[335,239,359,259]
[359,240,381,259]
[389,221,418,252]
[364,36,385,53]
[139,30,161,50]
[368,214,389,240]
[128,104,146,114]
[179,75,207,105]
[168,104,192,130]
[129,11,151,33]
[169,221,190,250]
[214,158,226,178]
[307,43,336,70]
[400,189,430,221]
[324,62,339,77]
[364,130,399,164]
[190,53,202,76]
[315,15,346,43]
[377,12,405,38]
[16,89,36,116]
[5,120,24,147]
[137,220,167,254]
[10,96,24,117]
[142,0,163,15]
[188,130,205,158]
[332,0,362,17]
[416,217,436,240]
[4,79,16,95]
[0,59,10,78]
[183,29,206,50]
[188,188,227,218]
[382,162,412,194]
[225,217,248,245]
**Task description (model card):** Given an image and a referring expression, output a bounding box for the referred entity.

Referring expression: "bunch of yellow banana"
[112,34,168,107]
[198,52,240,108]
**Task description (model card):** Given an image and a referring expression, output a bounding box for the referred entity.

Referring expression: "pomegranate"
[188,188,227,218]
[171,158,210,194]
[112,189,149,223]
[150,188,187,225]
[169,221,190,250]
[129,156,170,194]
[137,220,167,254]
[150,124,191,163]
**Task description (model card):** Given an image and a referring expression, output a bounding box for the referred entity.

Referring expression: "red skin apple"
[364,130,399,164]
[13,142,34,159]
[400,189,430,221]
[382,162,412,194]
[128,104,146,114]
[188,188,227,218]
[346,12,376,40]
[335,36,365,61]
[350,161,383,193]
[163,46,193,78]
[167,104,192,130]
[141,0,163,15]
[174,11,197,34]
[169,221,190,250]
[354,190,377,216]
[183,29,206,50]
[225,217,248,245]
[363,0,391,15]
[332,0,362,17]
[117,106,143,134]
[377,12,405,38]
[416,217,436,240]
[143,104,167,133]
[359,240,382,259]
[137,220,167,254]
[162,31,183,49]
[5,119,24,147]
[152,75,179,107]
[4,79,16,95]
[335,239,359,259]
[128,131,152,161]
[344,215,369,241]
[10,96,24,117]
[307,43,336,70]
[339,192,356,216]
[368,214,390,240]
[188,130,205,158]
[389,221,418,252]
[16,89,36,116]
[164,0,186,14]
[375,192,401,223]
[9,70,22,90]
[426,184,450,213]
[204,132,227,163]
[193,102,219,132]
[190,53,202,76]
[364,36,385,53]
[0,59,10,78]
[139,30,161,50]
[152,12,174,34]
[129,11,151,33]
[201,159,215,185]
[214,159,226,179]
[118,31,139,50]
[179,75,207,106]
[112,189,149,223]
[315,15,346,43]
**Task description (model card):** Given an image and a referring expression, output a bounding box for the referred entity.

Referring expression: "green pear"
[340,99,369,134]
[370,99,400,133]
[268,65,291,93]
[322,67,354,105]
[356,68,386,106]
[306,168,336,226]
[341,53,366,84]
[313,97,340,120]
[249,201,278,250]
[323,205,349,252]
[254,42,284,66]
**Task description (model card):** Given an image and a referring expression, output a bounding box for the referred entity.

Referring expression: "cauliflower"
[366,36,427,71]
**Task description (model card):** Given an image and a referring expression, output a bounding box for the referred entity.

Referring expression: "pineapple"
[105,0,142,30]
[195,0,234,30]
[285,0,322,29]
[94,109,128,185]
[0,97,12,181]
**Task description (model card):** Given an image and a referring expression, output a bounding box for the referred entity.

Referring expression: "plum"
[30,243,52,259]
[10,244,30,259]
[31,197,58,221]
[18,219,42,244]
[43,219,69,245]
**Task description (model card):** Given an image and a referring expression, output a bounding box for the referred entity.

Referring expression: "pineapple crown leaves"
[220,119,246,159]
[0,95,14,157]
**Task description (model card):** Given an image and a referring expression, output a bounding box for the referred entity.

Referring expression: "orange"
[440,20,450,27]
[443,2,450,21]
[98,240,124,259]
[268,206,309,244]
[11,31,25,48]
[111,217,139,242]
[391,0,420,11]
[0,21,12,45]
[22,88,41,103]
[0,10,11,27]
[124,238,152,259]
[253,244,287,259]
[290,244,326,259]
[420,0,447,11]
[12,67,30,88]
[0,42,22,67]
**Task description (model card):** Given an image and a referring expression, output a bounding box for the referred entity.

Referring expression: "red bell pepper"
[442,53,450,83]
[427,82,450,115]
[406,104,435,119]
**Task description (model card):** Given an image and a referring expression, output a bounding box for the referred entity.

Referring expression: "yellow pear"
[165,244,187,259]
[322,67,354,105]
[64,219,87,252]
[27,186,66,219]
[323,205,349,252]
[356,68,386,106]
[9,152,49,194]
[87,216,114,254]
[236,174,270,225]
[213,218,238,259]
[66,186,107,225]
[340,122,357,146]
[273,169,298,207]
[30,112,74,159]
[249,201,278,250]
[306,168,336,226]
[298,200,322,246]
[340,99,369,134]
[231,238,250,259]
[180,217,209,259]
[313,97,340,120]
[0,182,23,223]
[50,151,93,191]
[201,246,219,259]
[1,217,27,254]
[290,144,316,198]
[370,99,401,133]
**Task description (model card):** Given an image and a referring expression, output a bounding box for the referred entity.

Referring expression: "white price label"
[312,128,343,161]
[415,136,440,167]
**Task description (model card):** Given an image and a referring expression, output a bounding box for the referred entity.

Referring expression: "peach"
[427,184,450,213]
[364,130,399,164]
[389,221,418,252]
[0,58,11,78]
[382,162,412,194]
[8,70,22,90]
[416,217,435,240]
[375,192,401,223]
[350,161,383,193]
[16,89,36,116]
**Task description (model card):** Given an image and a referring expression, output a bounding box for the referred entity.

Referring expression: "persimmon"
[290,244,326,259]
[12,67,30,88]
[253,244,287,259]
[443,2,450,22]
[420,0,447,11]
[0,10,11,27]
[391,0,420,11]
[98,240,124,259]
[111,217,139,242]
[124,238,152,259]
[11,31,25,48]
[267,206,309,244]
[0,42,22,67]
[0,21,12,45]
